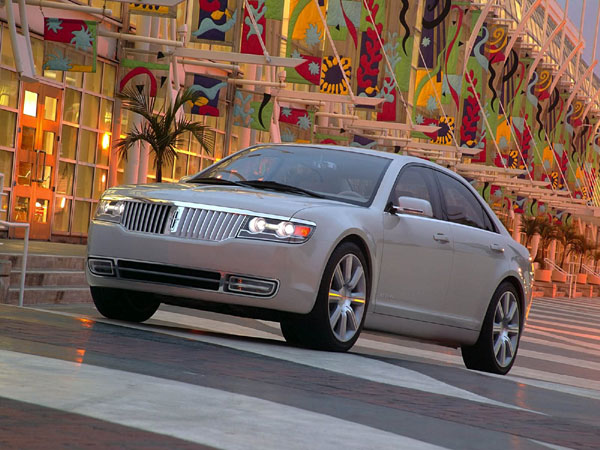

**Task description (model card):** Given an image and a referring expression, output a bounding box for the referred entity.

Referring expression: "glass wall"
[54,60,116,236]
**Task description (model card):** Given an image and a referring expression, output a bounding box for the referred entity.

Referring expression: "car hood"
[104,182,347,218]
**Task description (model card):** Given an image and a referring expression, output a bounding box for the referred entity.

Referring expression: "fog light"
[88,258,115,276]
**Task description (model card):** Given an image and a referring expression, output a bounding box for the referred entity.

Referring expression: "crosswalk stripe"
[0,349,444,450]
[526,324,600,341]
[527,317,600,334]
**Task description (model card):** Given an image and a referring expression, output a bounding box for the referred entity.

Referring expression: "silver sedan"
[87,144,533,375]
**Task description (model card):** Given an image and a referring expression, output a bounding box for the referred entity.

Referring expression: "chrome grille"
[122,202,172,234]
[172,207,246,241]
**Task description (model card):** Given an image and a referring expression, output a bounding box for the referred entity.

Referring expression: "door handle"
[490,243,505,253]
[433,232,450,243]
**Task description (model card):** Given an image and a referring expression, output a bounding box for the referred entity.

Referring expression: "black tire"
[461,281,522,375]
[280,242,370,352]
[91,287,160,323]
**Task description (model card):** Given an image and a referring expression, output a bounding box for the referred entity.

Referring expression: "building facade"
[0,0,598,242]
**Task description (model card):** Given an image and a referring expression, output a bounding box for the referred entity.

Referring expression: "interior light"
[101,132,111,150]
[101,174,106,184]
[60,197,66,209]
[23,91,38,117]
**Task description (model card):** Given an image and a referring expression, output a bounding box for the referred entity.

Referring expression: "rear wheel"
[280,242,369,352]
[91,287,160,323]
[461,282,521,375]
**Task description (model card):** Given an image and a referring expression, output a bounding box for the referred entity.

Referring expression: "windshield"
[190,145,392,206]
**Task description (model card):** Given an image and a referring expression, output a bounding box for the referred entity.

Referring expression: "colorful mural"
[181,0,599,220]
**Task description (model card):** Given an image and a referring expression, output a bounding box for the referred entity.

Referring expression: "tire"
[91,287,160,323]
[280,242,370,352]
[461,282,522,375]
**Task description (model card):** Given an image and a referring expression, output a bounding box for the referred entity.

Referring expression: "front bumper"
[87,220,327,314]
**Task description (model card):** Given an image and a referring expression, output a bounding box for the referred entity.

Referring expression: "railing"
[0,173,29,306]
[582,264,600,277]
[544,258,575,298]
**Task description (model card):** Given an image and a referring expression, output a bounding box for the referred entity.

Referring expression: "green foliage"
[116,87,215,183]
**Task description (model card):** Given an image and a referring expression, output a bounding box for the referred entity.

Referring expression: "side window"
[391,166,441,219]
[436,172,495,232]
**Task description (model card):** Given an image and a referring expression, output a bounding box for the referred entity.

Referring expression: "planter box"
[551,270,567,283]
[587,274,600,286]
[534,269,552,282]
[576,273,588,284]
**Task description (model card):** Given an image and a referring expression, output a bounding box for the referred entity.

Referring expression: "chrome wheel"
[328,254,366,342]
[492,291,520,368]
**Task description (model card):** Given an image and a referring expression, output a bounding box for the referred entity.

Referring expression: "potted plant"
[588,250,600,286]
[520,215,542,262]
[533,217,556,282]
[554,222,580,283]
[573,235,593,285]
[116,87,215,182]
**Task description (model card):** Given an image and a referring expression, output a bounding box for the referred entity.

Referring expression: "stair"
[2,253,92,305]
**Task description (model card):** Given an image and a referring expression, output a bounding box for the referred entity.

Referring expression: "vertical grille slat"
[198,210,214,239]
[192,209,208,239]
[120,201,246,241]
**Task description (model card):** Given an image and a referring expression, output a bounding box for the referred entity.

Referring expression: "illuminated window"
[23,91,38,117]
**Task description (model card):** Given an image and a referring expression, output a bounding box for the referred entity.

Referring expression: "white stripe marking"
[0,349,445,450]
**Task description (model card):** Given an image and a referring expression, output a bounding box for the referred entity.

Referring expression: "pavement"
[0,238,86,257]
[0,295,599,449]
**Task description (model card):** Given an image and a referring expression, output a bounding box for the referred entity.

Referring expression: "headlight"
[238,216,315,243]
[94,199,125,223]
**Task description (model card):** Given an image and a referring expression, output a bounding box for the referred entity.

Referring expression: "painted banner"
[240,0,283,56]
[285,0,326,85]
[187,74,227,116]
[43,19,97,72]
[279,106,314,143]
[190,0,239,44]
[233,91,273,131]
[129,3,177,18]
[119,58,169,97]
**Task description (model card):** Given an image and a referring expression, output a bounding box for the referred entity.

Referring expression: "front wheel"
[280,242,369,352]
[91,287,160,323]
[461,282,522,375]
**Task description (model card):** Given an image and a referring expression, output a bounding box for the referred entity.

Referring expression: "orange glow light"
[101,132,111,150]
[60,197,66,209]
[293,226,312,237]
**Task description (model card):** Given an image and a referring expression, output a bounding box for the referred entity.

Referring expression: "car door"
[434,171,507,329]
[375,165,454,322]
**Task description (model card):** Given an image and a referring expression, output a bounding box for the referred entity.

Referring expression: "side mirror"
[393,196,433,218]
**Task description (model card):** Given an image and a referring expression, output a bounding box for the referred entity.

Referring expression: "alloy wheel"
[328,254,366,342]
[492,291,520,368]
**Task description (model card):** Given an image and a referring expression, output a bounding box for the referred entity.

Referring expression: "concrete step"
[7,286,92,305]
[1,254,86,271]
[9,269,87,287]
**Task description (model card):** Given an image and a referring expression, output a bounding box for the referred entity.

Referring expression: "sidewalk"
[0,238,85,257]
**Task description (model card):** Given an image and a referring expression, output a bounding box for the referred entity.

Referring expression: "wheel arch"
[500,275,525,322]
[335,234,374,285]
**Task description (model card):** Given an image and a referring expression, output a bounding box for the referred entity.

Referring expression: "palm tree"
[116,87,215,182]
[520,215,542,247]
[573,236,594,274]
[536,217,557,267]
[592,250,600,272]
[556,223,581,269]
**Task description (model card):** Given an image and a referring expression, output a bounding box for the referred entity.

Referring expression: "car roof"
[251,143,453,171]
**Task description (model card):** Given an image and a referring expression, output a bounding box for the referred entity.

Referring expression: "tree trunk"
[156,160,162,183]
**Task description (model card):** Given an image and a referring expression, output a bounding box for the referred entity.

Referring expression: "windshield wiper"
[187,177,244,186]
[238,180,325,198]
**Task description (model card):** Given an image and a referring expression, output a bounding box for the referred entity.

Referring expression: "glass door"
[11,83,61,240]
